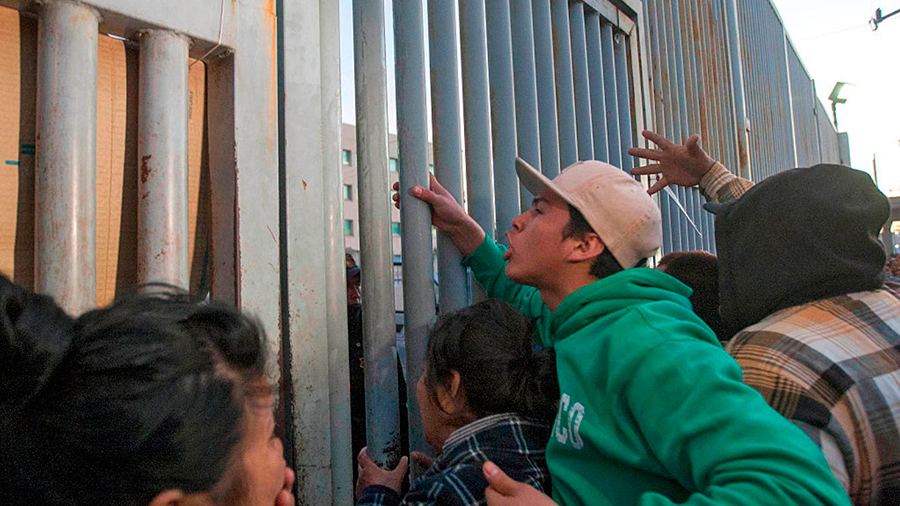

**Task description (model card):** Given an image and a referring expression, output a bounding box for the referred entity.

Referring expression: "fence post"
[137,30,190,288]
[35,0,100,315]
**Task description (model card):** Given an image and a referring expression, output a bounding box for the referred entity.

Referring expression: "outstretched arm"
[628,131,717,194]
[628,131,753,203]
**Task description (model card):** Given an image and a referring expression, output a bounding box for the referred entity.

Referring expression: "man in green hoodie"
[400,157,849,505]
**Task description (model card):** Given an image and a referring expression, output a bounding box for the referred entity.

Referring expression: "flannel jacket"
[356,413,551,506]
[703,163,900,505]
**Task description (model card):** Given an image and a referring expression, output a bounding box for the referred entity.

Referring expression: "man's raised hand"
[393,173,485,256]
[628,130,717,194]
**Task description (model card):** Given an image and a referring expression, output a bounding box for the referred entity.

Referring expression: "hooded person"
[398,156,849,506]
[631,130,900,506]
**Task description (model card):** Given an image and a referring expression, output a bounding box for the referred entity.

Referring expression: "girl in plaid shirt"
[355,299,558,506]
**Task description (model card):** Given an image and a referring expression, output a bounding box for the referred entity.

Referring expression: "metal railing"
[1,0,847,503]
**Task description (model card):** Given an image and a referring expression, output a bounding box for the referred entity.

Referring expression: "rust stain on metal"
[140,155,152,184]
[267,225,278,244]
[302,180,308,192]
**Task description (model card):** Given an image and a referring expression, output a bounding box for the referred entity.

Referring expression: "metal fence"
[0,0,845,503]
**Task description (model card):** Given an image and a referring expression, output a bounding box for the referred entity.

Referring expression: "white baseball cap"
[515,157,662,269]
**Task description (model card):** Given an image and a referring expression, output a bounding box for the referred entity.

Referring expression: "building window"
[343,184,352,200]
[392,222,401,235]
[344,219,354,236]
[390,157,399,172]
[342,149,352,165]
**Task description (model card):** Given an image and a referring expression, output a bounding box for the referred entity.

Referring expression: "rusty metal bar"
[353,0,402,469]
[35,0,100,314]
[137,30,190,288]
[393,0,438,470]
[428,0,469,312]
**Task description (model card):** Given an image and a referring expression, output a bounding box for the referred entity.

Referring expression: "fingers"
[411,451,433,469]
[392,181,399,191]
[358,447,372,465]
[647,177,668,195]
[640,130,675,150]
[630,164,661,176]
[628,147,663,162]
[686,133,700,149]
[394,456,409,476]
[483,461,518,496]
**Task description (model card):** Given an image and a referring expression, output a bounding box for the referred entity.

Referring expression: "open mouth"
[503,248,512,261]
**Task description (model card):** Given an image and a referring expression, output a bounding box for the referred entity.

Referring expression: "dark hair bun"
[0,275,74,410]
[520,347,559,421]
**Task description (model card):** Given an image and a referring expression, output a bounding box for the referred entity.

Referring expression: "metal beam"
[532,0,560,178]
[35,0,99,315]
[393,0,437,473]
[353,0,402,470]
[509,0,541,210]
[486,0,520,242]
[319,0,352,501]
[427,0,468,313]
[137,29,190,288]
[570,2,594,162]
[551,0,577,168]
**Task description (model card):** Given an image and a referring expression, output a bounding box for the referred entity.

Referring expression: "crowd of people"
[2,127,898,505]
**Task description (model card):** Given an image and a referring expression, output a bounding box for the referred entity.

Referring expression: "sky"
[770,0,899,194]
[339,0,899,195]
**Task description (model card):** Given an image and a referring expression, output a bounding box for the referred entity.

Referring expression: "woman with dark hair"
[0,275,293,506]
[355,298,558,506]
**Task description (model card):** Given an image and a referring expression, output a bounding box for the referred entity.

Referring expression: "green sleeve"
[626,326,850,506]
[461,237,545,321]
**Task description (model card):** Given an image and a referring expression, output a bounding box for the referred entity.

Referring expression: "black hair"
[658,251,731,341]
[0,275,266,505]
[423,299,559,425]
[563,204,648,278]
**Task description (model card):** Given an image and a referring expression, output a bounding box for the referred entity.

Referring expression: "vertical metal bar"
[428,0,469,312]
[459,0,496,240]
[671,0,698,250]
[510,0,541,208]
[319,0,352,499]
[353,0,401,469]
[585,12,609,163]
[600,22,620,168]
[35,0,99,314]
[614,33,634,173]
[532,0,561,177]
[137,30,190,288]
[781,23,798,169]
[393,0,438,469]
[486,0,520,242]
[551,0,578,167]
[569,2,593,161]
[656,0,685,251]
[644,0,673,254]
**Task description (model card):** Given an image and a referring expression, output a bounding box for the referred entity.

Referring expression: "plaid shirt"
[357,413,551,506]
[702,164,900,505]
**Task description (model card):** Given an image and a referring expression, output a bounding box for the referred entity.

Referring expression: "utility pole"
[871,7,900,30]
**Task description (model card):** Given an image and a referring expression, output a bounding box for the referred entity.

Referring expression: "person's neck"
[539,272,599,312]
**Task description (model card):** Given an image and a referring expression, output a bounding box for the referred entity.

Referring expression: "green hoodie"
[463,238,850,506]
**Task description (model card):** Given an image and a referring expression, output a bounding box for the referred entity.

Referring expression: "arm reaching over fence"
[628,130,753,203]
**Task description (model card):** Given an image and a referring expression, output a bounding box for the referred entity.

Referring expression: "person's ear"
[567,231,605,263]
[438,370,464,414]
